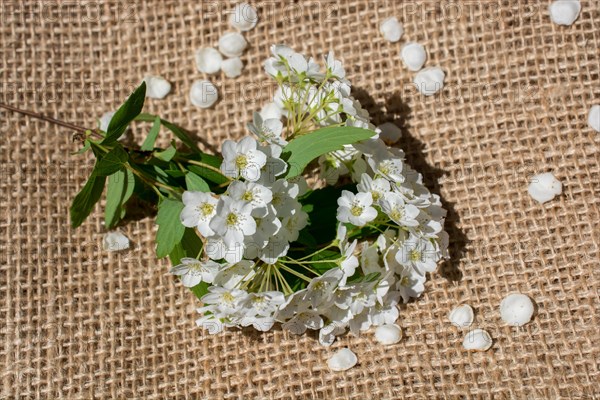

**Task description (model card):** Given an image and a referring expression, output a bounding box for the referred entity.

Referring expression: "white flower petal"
[328,348,358,371]
[190,80,219,108]
[401,42,427,72]
[222,57,244,78]
[414,67,445,96]
[218,32,248,58]
[374,324,402,345]
[229,2,258,31]
[462,329,493,352]
[500,293,535,327]
[143,76,171,99]
[379,17,403,42]
[528,172,562,203]
[588,104,600,132]
[195,47,223,74]
[448,304,474,328]
[549,0,581,26]
[98,111,115,132]
[103,231,130,252]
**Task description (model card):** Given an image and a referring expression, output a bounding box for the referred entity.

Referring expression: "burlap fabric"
[1,1,599,398]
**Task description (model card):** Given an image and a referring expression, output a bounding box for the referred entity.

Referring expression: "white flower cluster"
[170,45,448,345]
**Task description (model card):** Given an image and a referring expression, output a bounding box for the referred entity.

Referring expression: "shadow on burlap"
[1,1,598,398]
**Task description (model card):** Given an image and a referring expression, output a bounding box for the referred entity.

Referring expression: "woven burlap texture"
[1,1,599,398]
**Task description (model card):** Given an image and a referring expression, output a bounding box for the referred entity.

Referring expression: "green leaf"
[187,164,228,186]
[105,169,135,228]
[70,174,106,228]
[156,199,185,258]
[347,272,381,284]
[283,126,375,178]
[185,172,210,192]
[140,116,161,151]
[72,139,91,155]
[95,145,128,176]
[154,144,177,162]
[136,113,201,153]
[103,82,146,144]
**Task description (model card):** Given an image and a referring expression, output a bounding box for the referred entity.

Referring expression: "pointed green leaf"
[70,174,106,228]
[185,172,210,192]
[156,199,185,258]
[283,126,375,178]
[103,82,146,144]
[154,144,177,162]
[95,145,128,176]
[140,116,161,151]
[105,169,135,228]
[136,113,201,153]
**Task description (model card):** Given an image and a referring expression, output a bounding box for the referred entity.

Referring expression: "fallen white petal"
[143,76,171,99]
[374,324,402,345]
[195,47,223,74]
[500,293,535,327]
[190,80,219,108]
[221,57,244,78]
[218,32,248,58]
[260,102,282,120]
[377,122,402,145]
[549,0,581,26]
[588,105,600,132]
[414,67,445,96]
[379,17,403,42]
[103,231,130,252]
[528,172,562,203]
[327,348,358,371]
[401,42,427,72]
[462,329,493,351]
[448,304,474,328]
[229,2,258,31]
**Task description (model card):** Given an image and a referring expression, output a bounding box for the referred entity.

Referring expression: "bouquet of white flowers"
[70,45,448,346]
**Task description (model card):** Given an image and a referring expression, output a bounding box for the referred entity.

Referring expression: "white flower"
[143,76,171,99]
[180,191,218,236]
[401,42,427,72]
[339,239,359,285]
[248,208,281,248]
[248,112,287,146]
[319,153,349,185]
[367,152,405,183]
[377,122,402,145]
[201,286,248,314]
[227,180,272,217]
[396,265,426,303]
[221,57,244,78]
[395,235,440,275]
[258,238,290,264]
[241,291,285,317]
[370,291,400,326]
[239,316,275,332]
[356,173,390,204]
[282,310,324,334]
[103,231,130,252]
[170,258,220,287]
[499,293,535,327]
[195,47,223,74]
[270,179,300,218]
[374,324,402,345]
[280,209,309,242]
[319,323,346,346]
[380,192,420,227]
[414,67,445,96]
[218,31,248,57]
[336,190,377,227]
[212,260,255,289]
[190,80,219,108]
[209,197,256,248]
[220,136,267,181]
[195,314,224,334]
[305,268,344,308]
[360,242,382,275]
[379,16,403,42]
[256,144,288,185]
[229,2,258,31]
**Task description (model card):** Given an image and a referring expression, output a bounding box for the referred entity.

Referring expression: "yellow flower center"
[222,292,235,304]
[242,190,254,202]
[350,204,363,216]
[390,208,403,221]
[409,249,421,262]
[372,191,382,201]
[198,202,215,217]
[235,155,248,169]
[226,212,239,226]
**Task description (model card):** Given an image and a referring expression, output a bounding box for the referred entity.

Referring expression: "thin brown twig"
[0,102,104,140]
